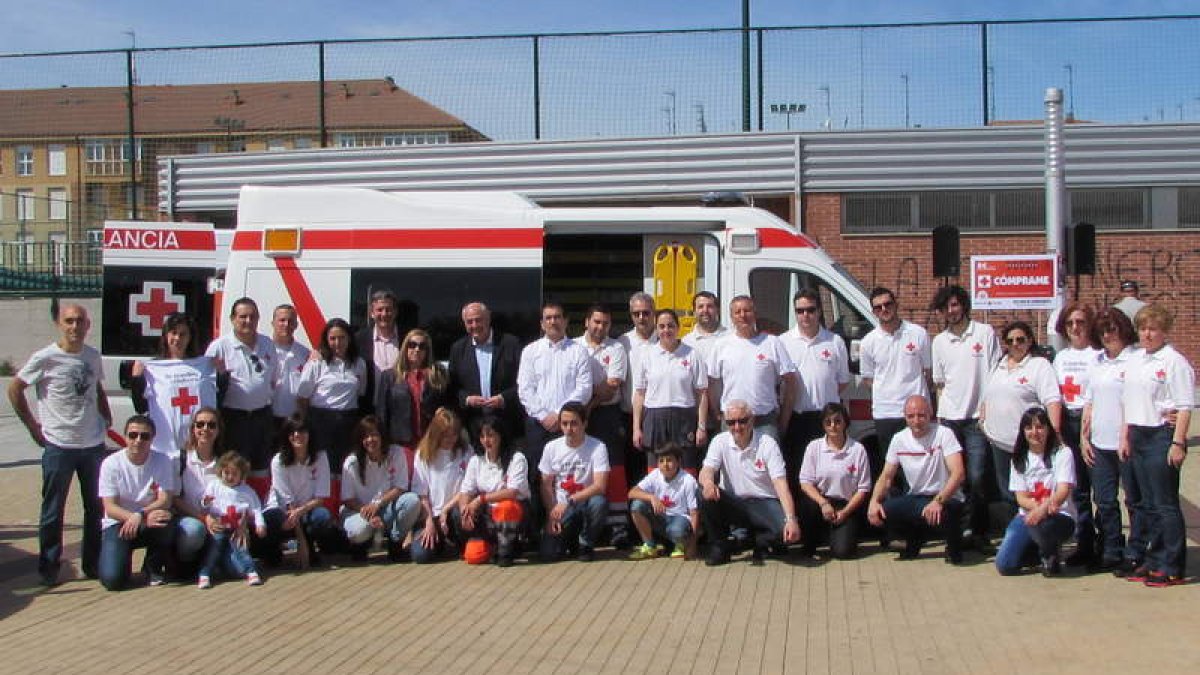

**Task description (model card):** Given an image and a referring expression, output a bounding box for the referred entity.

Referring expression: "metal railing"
[0,241,102,296]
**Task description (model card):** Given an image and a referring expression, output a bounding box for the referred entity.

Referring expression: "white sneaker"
[246,572,263,586]
[197,575,212,590]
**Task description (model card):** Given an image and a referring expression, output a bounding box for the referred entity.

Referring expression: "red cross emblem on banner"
[1030,482,1051,502]
[128,281,186,337]
[1060,376,1081,402]
[171,387,199,415]
[220,505,241,530]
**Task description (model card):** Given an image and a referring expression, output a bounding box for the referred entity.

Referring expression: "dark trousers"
[941,418,993,538]
[1061,410,1096,555]
[872,418,906,484]
[797,494,861,559]
[539,495,609,559]
[882,494,963,557]
[701,492,785,552]
[39,442,105,579]
[1120,448,1151,564]
[98,522,175,591]
[221,406,274,472]
[1089,449,1126,564]
[1130,424,1185,577]
[523,417,561,532]
[783,411,824,505]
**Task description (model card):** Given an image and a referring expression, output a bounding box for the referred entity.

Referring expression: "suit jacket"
[448,330,523,439]
[354,322,399,414]
[374,365,450,446]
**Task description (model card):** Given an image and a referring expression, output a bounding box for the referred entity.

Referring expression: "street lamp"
[769,103,806,130]
[900,73,910,128]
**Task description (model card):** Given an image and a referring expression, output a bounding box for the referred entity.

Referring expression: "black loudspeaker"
[1068,221,1096,275]
[931,225,960,277]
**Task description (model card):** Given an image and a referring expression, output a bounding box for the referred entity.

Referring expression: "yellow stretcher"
[652,242,698,336]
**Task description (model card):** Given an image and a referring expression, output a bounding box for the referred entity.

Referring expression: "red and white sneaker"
[1144,572,1185,588]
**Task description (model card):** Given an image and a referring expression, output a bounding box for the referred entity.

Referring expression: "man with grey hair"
[448,301,523,443]
[698,399,800,566]
[619,292,658,483]
[8,302,112,586]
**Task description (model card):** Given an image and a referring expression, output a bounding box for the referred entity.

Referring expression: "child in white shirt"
[628,443,700,560]
[198,452,267,588]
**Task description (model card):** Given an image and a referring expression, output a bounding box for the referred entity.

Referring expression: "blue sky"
[2,1,1193,51]
[2,2,1197,140]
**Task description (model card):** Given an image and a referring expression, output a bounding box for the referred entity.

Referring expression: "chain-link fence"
[2,16,1199,292]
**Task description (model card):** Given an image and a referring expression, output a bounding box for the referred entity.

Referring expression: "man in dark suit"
[448,301,523,446]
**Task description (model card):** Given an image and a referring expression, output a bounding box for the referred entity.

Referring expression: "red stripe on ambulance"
[273,257,327,347]
[231,228,543,251]
[757,229,815,248]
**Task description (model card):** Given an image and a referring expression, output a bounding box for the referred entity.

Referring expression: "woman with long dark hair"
[297,318,368,484]
[172,406,223,572]
[456,418,530,567]
[994,407,1077,576]
[130,312,218,458]
[339,416,421,562]
[257,414,337,568]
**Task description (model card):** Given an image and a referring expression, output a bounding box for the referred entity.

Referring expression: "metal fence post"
[532,36,541,140]
[318,42,328,148]
[125,49,138,219]
[980,23,991,126]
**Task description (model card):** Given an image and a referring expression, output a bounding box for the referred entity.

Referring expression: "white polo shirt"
[412,447,468,513]
[272,341,311,418]
[538,435,610,506]
[798,437,872,501]
[860,320,931,418]
[340,446,410,504]
[179,451,218,513]
[1122,344,1195,427]
[931,320,1000,420]
[205,333,276,410]
[980,355,1062,451]
[575,335,628,407]
[1010,447,1077,520]
[780,326,850,413]
[266,451,331,510]
[635,342,707,408]
[460,451,531,501]
[1054,346,1100,412]
[517,336,593,421]
[709,332,797,416]
[297,356,368,410]
[635,468,700,518]
[1081,347,1133,450]
[702,430,786,500]
[682,325,730,373]
[885,424,964,501]
[620,329,658,412]
[98,449,178,529]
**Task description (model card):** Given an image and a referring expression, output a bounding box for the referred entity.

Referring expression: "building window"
[1070,189,1148,229]
[195,142,216,154]
[335,132,450,148]
[17,146,34,176]
[294,137,313,150]
[16,189,34,221]
[48,145,67,176]
[266,138,287,152]
[48,188,68,221]
[84,139,141,176]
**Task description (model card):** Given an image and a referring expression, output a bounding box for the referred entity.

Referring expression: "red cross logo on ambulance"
[128,281,185,337]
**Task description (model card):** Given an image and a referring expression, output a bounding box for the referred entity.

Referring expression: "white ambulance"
[103,186,879,439]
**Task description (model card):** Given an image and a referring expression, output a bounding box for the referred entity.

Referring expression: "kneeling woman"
[411,407,469,563]
[457,418,531,567]
[257,414,339,568]
[995,408,1077,576]
[340,416,421,562]
[797,402,872,559]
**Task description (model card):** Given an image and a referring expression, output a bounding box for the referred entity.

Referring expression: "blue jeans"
[990,446,1017,517]
[995,512,1075,574]
[342,492,422,545]
[1061,411,1096,555]
[1120,449,1151,564]
[943,418,993,537]
[257,506,336,564]
[700,492,785,552]
[539,494,609,560]
[1089,449,1126,564]
[1130,424,1185,577]
[629,499,693,547]
[199,531,258,579]
[39,443,105,578]
[98,522,175,591]
[412,507,467,564]
[881,494,963,557]
[174,515,209,563]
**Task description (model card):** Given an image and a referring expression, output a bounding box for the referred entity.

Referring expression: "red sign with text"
[970,255,1058,310]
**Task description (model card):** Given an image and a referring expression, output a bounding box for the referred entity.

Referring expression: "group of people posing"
[8,281,1192,590]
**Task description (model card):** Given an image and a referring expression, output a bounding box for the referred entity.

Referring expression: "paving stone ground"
[1,412,1197,674]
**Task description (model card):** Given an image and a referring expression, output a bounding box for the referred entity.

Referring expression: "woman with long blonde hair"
[376,328,450,448]
[410,407,469,563]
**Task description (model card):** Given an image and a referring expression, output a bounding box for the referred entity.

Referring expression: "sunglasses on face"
[726,416,752,426]
[127,431,152,441]
[1005,335,1029,345]
[406,341,428,350]
[193,420,217,430]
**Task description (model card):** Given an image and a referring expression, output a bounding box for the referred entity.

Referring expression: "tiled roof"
[0,78,480,138]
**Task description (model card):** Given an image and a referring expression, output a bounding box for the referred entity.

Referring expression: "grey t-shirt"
[18,343,105,448]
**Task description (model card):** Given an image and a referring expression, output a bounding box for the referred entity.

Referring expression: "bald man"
[868,395,966,564]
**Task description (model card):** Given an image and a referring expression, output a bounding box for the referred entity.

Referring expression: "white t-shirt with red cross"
[266,451,331,510]
[798,437,872,501]
[143,357,218,459]
[1053,346,1100,413]
[635,467,700,518]
[702,430,787,500]
[412,447,468,512]
[1009,446,1077,520]
[884,424,964,501]
[1122,345,1196,427]
[538,435,610,506]
[98,449,178,529]
[340,446,410,505]
[460,451,531,501]
[202,480,266,531]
